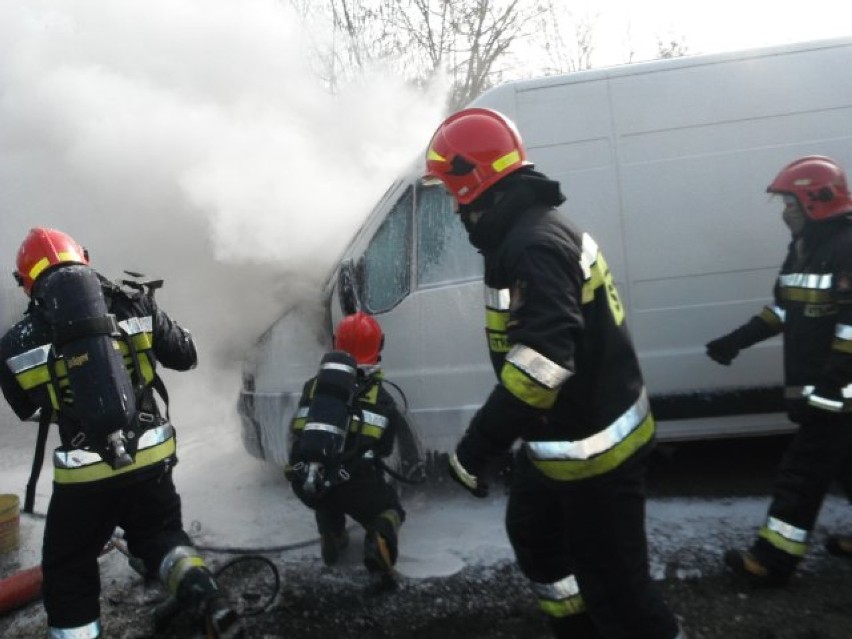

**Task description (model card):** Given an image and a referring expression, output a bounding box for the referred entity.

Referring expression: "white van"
[239,37,852,466]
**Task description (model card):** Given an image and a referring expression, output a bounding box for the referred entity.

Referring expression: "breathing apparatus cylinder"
[35,264,137,469]
[299,351,359,495]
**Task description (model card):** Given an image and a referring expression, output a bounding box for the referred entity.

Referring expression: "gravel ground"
[4,437,852,638]
[4,544,852,639]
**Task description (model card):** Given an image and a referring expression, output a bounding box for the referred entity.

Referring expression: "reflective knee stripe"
[48,619,102,639]
[53,423,176,484]
[526,389,654,480]
[530,574,586,618]
[759,516,809,557]
[500,344,571,409]
[159,545,207,595]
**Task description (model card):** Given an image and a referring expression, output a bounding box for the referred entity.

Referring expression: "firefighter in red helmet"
[0,227,244,638]
[285,311,406,588]
[707,156,852,585]
[425,108,683,639]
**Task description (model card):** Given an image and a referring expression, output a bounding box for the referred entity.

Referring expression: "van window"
[416,184,483,287]
[363,186,413,312]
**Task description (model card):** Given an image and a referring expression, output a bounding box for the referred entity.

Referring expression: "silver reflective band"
[766,516,808,543]
[484,286,511,310]
[53,423,174,469]
[159,545,201,584]
[449,452,478,490]
[768,305,786,322]
[528,389,650,461]
[530,573,581,600]
[118,315,153,335]
[304,422,347,437]
[321,362,356,375]
[836,324,852,340]
[5,343,51,373]
[48,619,102,639]
[295,406,310,418]
[778,273,832,289]
[793,385,852,400]
[361,409,389,429]
[578,233,599,280]
[506,344,571,389]
[809,393,844,412]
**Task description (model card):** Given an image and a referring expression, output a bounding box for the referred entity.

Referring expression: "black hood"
[462,168,566,252]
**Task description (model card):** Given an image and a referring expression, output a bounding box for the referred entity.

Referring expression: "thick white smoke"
[0,0,449,437]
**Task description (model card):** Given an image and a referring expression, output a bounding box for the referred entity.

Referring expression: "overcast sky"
[566,0,852,66]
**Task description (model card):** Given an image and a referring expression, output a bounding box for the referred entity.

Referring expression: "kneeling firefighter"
[0,228,244,639]
[285,311,406,584]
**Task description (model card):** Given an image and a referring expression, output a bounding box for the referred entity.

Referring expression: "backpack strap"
[24,408,52,514]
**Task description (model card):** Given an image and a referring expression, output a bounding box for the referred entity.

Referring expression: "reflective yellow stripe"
[779,288,833,304]
[350,421,383,439]
[486,308,509,331]
[492,150,521,173]
[501,360,559,409]
[759,305,785,329]
[530,413,655,481]
[361,384,379,404]
[832,339,852,354]
[531,574,585,618]
[53,437,176,484]
[758,527,807,557]
[488,331,510,353]
[539,596,586,618]
[427,148,446,162]
[27,257,52,282]
[167,555,206,594]
[293,417,307,431]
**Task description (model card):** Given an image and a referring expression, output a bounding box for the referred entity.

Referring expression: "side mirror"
[337,259,362,315]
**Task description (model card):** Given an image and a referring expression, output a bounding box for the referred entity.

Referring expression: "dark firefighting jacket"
[461,171,654,483]
[288,370,403,468]
[0,276,197,485]
[722,218,852,419]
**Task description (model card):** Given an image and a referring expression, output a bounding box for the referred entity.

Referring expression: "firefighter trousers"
[506,452,680,639]
[752,412,852,574]
[42,462,193,629]
[293,460,405,558]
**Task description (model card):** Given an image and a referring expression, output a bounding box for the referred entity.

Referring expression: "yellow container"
[0,494,21,554]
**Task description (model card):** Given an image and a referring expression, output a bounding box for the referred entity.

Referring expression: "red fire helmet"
[424,107,532,205]
[334,311,384,365]
[767,155,852,222]
[14,227,89,295]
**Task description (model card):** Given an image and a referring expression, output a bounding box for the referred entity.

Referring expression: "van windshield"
[416,184,483,287]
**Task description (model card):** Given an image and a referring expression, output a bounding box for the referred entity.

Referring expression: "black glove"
[447,440,489,498]
[705,334,741,366]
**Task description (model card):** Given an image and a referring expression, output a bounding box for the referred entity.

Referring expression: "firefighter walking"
[424,108,683,638]
[706,156,852,585]
[0,227,244,638]
[285,311,406,586]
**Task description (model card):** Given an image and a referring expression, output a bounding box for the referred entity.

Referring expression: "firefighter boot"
[320,528,350,566]
[825,535,852,557]
[175,566,246,638]
[364,510,402,590]
[723,549,790,588]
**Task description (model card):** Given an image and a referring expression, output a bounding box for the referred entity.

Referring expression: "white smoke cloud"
[0,0,449,434]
